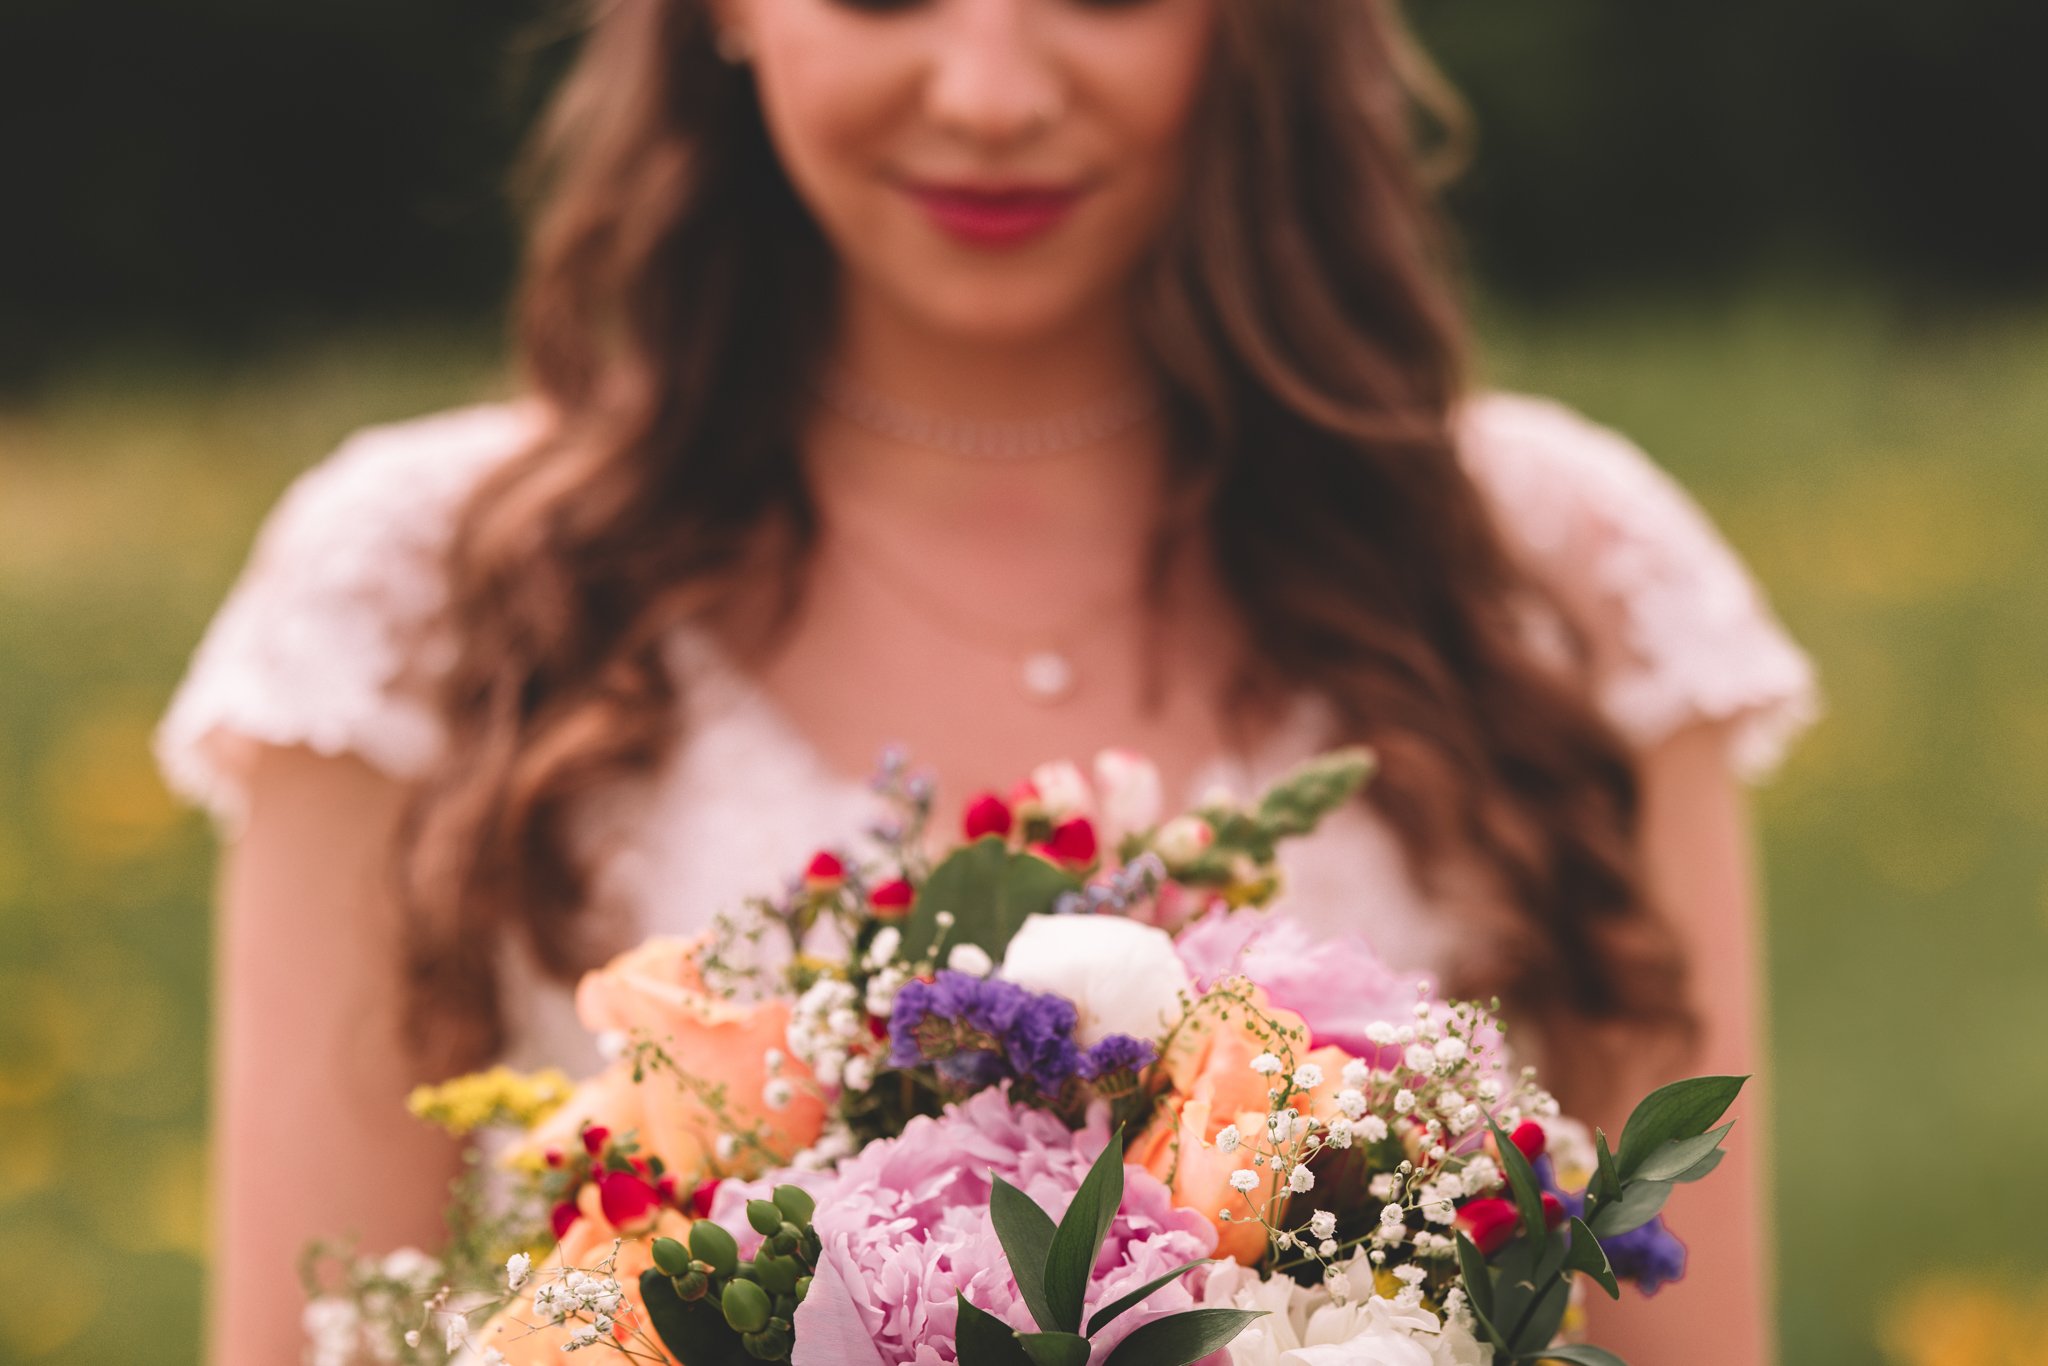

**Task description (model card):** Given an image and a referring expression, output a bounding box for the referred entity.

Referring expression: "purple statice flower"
[711,1088,1218,1366]
[887,971,1086,1093]
[1079,1033,1157,1080]
[1543,1157,1690,1296]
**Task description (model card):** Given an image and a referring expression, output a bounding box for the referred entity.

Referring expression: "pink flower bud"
[869,877,915,919]
[1454,1197,1520,1257]
[1541,1192,1566,1229]
[598,1170,664,1236]
[581,1125,611,1157]
[963,793,1014,840]
[543,1147,565,1169]
[550,1200,582,1241]
[804,850,846,890]
[1511,1120,1547,1163]
[1153,814,1215,867]
[1040,816,1098,868]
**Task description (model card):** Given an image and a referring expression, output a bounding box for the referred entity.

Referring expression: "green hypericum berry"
[742,1318,794,1360]
[768,1228,800,1256]
[671,1269,710,1302]
[793,1275,812,1301]
[721,1279,772,1334]
[651,1236,692,1279]
[746,1200,785,1237]
[689,1220,740,1277]
[771,1184,815,1225]
[753,1252,801,1295]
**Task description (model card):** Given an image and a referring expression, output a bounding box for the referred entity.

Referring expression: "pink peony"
[1174,907,1431,1066]
[713,1089,1223,1365]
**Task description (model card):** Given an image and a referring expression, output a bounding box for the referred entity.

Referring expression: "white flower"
[947,943,995,976]
[763,1047,784,1072]
[506,1252,532,1291]
[1198,1250,1489,1365]
[1216,1124,1242,1154]
[1336,1088,1367,1120]
[763,1078,795,1110]
[1342,1058,1372,1088]
[1364,1021,1398,1046]
[1029,759,1093,818]
[1459,1155,1499,1194]
[1377,1204,1408,1240]
[715,1133,738,1161]
[1249,1052,1284,1076]
[1393,1264,1428,1287]
[597,1029,630,1062]
[1288,1163,1316,1194]
[1093,748,1163,838]
[1393,1090,1416,1114]
[1403,1043,1437,1073]
[864,967,906,1019]
[1450,1105,1482,1136]
[378,1247,440,1286]
[999,914,1190,1044]
[1357,1115,1390,1143]
[866,927,902,967]
[1230,1169,1261,1193]
[482,1352,508,1366]
[1269,1108,1300,1143]
[1433,1037,1469,1068]
[1324,1118,1354,1149]
[1292,1063,1325,1089]
[1153,813,1216,867]
[843,1055,875,1093]
[1309,1209,1338,1240]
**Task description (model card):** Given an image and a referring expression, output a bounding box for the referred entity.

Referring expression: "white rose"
[998,914,1190,1045]
[1092,748,1163,839]
[1028,759,1093,819]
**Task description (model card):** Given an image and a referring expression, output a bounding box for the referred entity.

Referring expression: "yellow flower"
[407,1065,575,1136]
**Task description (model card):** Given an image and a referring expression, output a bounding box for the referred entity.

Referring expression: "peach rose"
[519,936,826,1186]
[473,1183,687,1365]
[1131,986,1356,1264]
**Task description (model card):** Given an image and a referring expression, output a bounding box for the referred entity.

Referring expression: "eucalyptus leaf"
[1454,1231,1497,1325]
[1508,1274,1571,1356]
[989,1177,1059,1331]
[1486,1113,1548,1242]
[1614,1076,1746,1182]
[1590,1128,1622,1209]
[1630,1122,1735,1184]
[903,838,1080,962]
[1588,1178,1673,1240]
[1086,1259,1210,1336]
[1562,1216,1620,1300]
[956,1294,1036,1366]
[1016,1332,1090,1366]
[1487,1232,1543,1343]
[1043,1129,1126,1334]
[1101,1309,1268,1366]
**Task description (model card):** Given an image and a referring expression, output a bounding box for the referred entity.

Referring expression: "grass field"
[2,289,2044,1364]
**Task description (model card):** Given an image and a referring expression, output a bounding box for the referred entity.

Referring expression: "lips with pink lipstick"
[902,180,1091,248]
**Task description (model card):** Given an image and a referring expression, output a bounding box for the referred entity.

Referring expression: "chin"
[883,262,1123,349]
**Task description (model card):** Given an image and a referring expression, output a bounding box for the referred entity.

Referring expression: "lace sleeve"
[1457,390,1820,781]
[154,401,542,828]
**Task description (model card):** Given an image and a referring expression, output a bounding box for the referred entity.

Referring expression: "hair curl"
[398,0,1694,1106]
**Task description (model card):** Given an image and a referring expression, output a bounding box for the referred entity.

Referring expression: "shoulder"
[156,400,548,826]
[1452,390,1820,779]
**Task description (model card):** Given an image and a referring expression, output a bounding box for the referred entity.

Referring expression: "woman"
[159,0,1815,1361]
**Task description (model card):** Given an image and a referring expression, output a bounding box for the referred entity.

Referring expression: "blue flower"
[1079,1034,1158,1080]
[887,971,1091,1094]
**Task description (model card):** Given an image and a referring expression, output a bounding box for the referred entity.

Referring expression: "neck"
[803,285,1169,561]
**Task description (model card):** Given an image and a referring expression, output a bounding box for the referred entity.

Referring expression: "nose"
[925,0,1065,150]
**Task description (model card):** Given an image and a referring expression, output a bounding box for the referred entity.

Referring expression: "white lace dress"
[155,392,1818,1078]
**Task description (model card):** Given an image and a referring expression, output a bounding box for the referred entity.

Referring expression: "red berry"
[1510,1120,1547,1163]
[581,1125,611,1157]
[963,793,1014,840]
[804,850,846,889]
[1044,816,1099,867]
[1454,1197,1520,1256]
[1541,1192,1567,1229]
[543,1147,564,1168]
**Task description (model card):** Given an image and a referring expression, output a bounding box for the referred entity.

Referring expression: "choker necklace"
[816,373,1160,461]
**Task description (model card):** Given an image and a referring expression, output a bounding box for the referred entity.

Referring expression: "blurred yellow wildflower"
[1883,1275,2048,1366]
[407,1065,575,1136]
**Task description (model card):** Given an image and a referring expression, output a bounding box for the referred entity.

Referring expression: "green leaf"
[1587,1178,1673,1240]
[990,1177,1060,1331]
[1252,747,1376,839]
[1016,1332,1090,1366]
[1539,1347,1630,1366]
[1101,1309,1268,1366]
[1044,1129,1126,1334]
[1562,1216,1620,1300]
[1454,1231,1497,1325]
[1670,1145,1727,1184]
[1614,1076,1746,1182]
[1486,1113,1548,1242]
[1589,1128,1622,1210]
[1487,1232,1543,1344]
[956,1295,1036,1366]
[637,1269,752,1366]
[1508,1273,1571,1355]
[1086,1260,1210,1336]
[904,838,1080,963]
[1630,1122,1735,1184]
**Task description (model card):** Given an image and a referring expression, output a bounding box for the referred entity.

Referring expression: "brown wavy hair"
[397,0,1695,1105]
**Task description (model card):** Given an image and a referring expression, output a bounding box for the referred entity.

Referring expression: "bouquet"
[307,747,1740,1366]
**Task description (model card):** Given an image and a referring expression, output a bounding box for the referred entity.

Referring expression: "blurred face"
[726,0,1219,344]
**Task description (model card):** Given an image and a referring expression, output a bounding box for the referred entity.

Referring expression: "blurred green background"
[3,2,2045,1364]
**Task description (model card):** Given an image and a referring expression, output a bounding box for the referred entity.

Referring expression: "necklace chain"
[817,373,1160,461]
